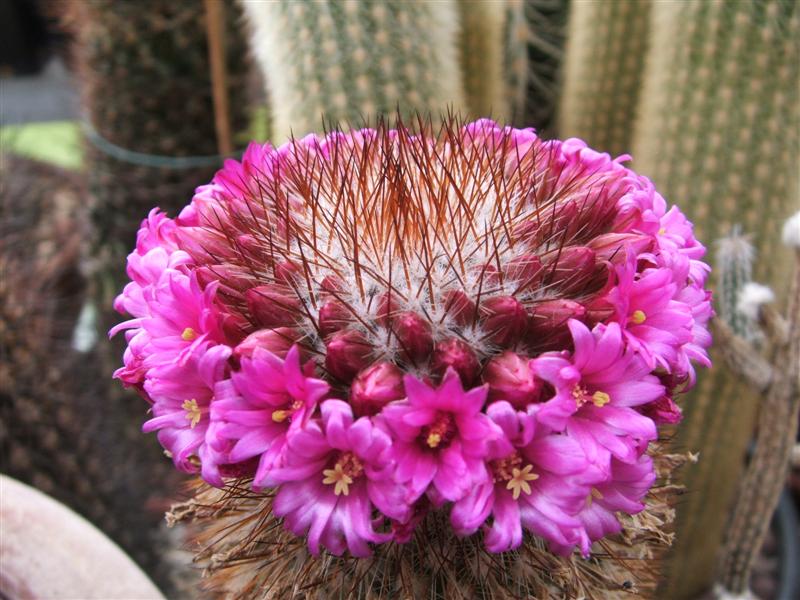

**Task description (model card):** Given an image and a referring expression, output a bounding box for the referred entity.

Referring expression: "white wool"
[712,584,757,600]
[782,210,800,248]
[737,282,775,322]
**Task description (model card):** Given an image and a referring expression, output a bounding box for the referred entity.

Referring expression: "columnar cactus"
[504,0,570,132]
[64,0,249,294]
[558,0,650,154]
[458,0,507,120]
[630,2,800,598]
[242,0,466,140]
[716,227,759,342]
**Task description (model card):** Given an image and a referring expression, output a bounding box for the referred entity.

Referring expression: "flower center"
[491,452,539,500]
[182,399,203,428]
[585,487,604,508]
[322,451,364,496]
[572,385,611,408]
[181,327,198,341]
[271,399,304,423]
[631,310,647,325]
[421,413,456,449]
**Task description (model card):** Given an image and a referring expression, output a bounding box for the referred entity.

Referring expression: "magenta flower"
[451,401,597,555]
[381,369,496,503]
[575,454,655,546]
[269,400,409,557]
[208,345,330,488]
[141,342,231,473]
[533,320,663,469]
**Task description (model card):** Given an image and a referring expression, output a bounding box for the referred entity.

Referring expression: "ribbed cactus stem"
[457,0,507,120]
[631,3,800,597]
[559,0,650,154]
[242,0,465,140]
[716,226,757,340]
[503,0,569,131]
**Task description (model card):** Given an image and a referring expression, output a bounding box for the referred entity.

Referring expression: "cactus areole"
[111,118,712,562]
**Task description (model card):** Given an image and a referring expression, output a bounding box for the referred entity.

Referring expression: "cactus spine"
[242,0,466,140]
[558,0,650,154]
[716,227,758,341]
[629,2,800,598]
[457,0,507,120]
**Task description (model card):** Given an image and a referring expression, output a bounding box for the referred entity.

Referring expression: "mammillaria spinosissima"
[111,118,712,595]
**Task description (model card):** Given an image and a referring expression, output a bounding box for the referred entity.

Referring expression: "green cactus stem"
[629,2,800,598]
[558,0,650,154]
[242,0,466,141]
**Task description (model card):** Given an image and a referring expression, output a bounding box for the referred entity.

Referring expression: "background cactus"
[503,0,570,132]
[457,0,507,121]
[242,0,466,140]
[629,1,800,598]
[63,0,250,296]
[716,227,759,342]
[558,0,650,154]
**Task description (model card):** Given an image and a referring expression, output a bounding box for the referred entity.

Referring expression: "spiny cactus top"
[111,119,712,558]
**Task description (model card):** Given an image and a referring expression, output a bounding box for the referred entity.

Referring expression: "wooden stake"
[205,0,233,156]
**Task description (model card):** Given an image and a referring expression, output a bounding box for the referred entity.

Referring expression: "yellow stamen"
[631,310,647,325]
[506,464,539,500]
[426,432,442,448]
[592,391,611,407]
[182,399,202,428]
[658,227,666,235]
[322,463,354,496]
[271,409,290,423]
[181,327,198,341]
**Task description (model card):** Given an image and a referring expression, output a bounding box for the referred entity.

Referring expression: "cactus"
[558,0,650,154]
[458,0,507,120]
[716,227,759,342]
[629,2,800,598]
[713,216,800,597]
[63,0,250,295]
[504,0,570,132]
[241,0,466,140]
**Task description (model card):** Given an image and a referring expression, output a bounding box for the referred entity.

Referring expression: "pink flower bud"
[219,313,253,345]
[545,246,596,294]
[234,327,301,359]
[376,292,401,326]
[528,299,586,338]
[319,275,345,296]
[245,284,301,328]
[430,338,480,385]
[441,290,475,326]
[325,329,373,382]
[505,254,543,286]
[195,264,250,292]
[273,260,301,285]
[483,351,543,408]
[641,396,683,425]
[481,296,528,346]
[393,311,433,362]
[318,300,352,338]
[588,233,654,263]
[350,362,405,416]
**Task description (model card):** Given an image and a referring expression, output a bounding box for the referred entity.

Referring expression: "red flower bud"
[483,351,543,408]
[545,246,596,294]
[318,300,352,338]
[245,284,302,328]
[431,338,480,385]
[505,254,543,284]
[640,396,683,425]
[481,295,528,346]
[393,311,433,362]
[325,329,373,382]
[588,233,654,263]
[528,299,586,348]
[234,327,301,359]
[274,260,301,285]
[442,290,475,326]
[350,362,405,416]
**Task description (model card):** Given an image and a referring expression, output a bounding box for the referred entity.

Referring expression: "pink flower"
[533,320,663,470]
[451,401,596,555]
[575,454,655,546]
[208,345,330,488]
[142,342,231,474]
[381,369,496,503]
[269,400,409,557]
